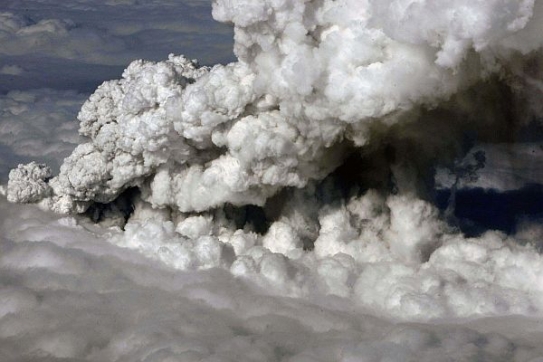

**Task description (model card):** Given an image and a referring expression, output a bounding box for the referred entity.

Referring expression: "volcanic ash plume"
[5,0,543,319]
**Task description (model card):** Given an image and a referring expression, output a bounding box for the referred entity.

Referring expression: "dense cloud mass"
[4,199,543,361]
[3,0,543,360]
[8,0,543,212]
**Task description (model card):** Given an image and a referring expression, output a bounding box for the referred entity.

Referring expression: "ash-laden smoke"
[5,0,543,318]
[7,0,543,213]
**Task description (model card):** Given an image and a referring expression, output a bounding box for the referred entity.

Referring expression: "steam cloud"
[4,0,543,327]
[8,0,543,210]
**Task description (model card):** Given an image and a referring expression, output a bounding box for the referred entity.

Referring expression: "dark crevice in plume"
[222,203,270,234]
[436,184,543,237]
[263,188,290,222]
[303,75,537,241]
[67,72,540,246]
[315,143,397,206]
[85,187,139,229]
[337,146,396,195]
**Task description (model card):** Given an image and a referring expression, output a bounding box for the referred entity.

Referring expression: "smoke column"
[5,0,543,320]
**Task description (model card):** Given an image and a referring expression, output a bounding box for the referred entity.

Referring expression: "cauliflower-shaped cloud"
[6,0,543,219]
[6,162,52,203]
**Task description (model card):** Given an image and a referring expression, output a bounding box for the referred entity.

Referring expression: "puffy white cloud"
[6,162,52,204]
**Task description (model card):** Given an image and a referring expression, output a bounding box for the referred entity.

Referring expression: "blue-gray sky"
[0,0,235,93]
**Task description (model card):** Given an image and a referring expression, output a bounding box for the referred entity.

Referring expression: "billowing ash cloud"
[4,0,543,324]
[7,0,543,213]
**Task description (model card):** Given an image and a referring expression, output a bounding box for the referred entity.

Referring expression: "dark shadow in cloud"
[436,183,543,236]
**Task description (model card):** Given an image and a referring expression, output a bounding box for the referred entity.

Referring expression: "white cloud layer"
[3,199,543,361]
